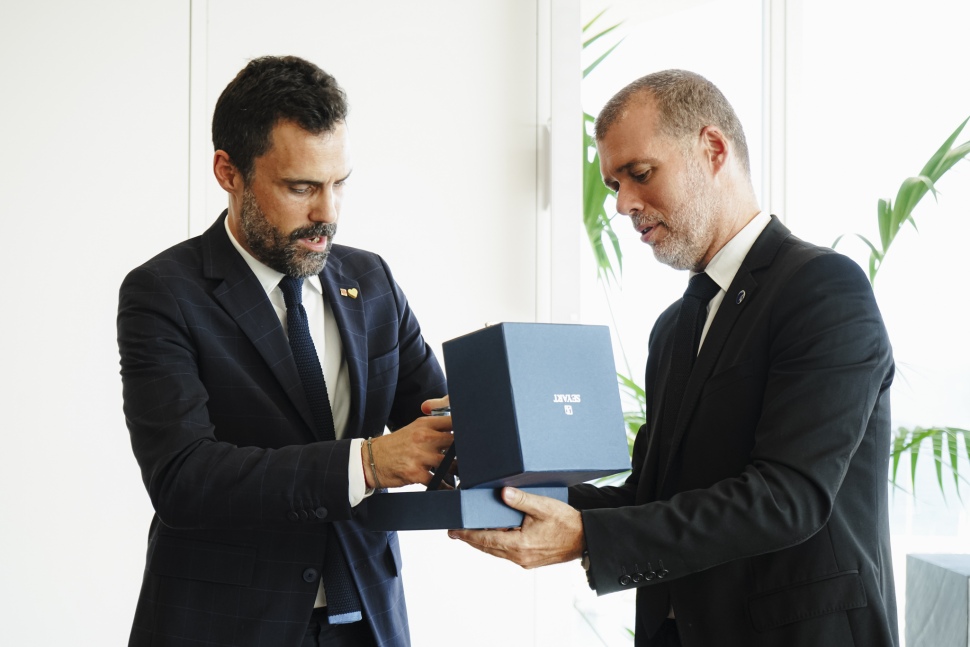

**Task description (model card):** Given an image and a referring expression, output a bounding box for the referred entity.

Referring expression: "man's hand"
[448,487,585,569]
[420,395,449,415]
[361,397,453,488]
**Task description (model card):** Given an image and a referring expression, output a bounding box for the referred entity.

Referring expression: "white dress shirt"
[225,220,374,609]
[693,211,772,352]
[224,219,370,506]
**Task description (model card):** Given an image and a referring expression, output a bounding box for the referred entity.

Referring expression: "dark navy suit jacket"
[118,213,446,647]
[571,217,899,646]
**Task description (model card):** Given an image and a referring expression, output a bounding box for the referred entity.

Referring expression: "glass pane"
[580,0,763,414]
[787,1,970,640]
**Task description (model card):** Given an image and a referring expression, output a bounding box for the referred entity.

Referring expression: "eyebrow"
[281,169,354,185]
[616,159,657,174]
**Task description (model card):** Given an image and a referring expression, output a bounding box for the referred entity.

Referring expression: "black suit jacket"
[570,217,898,646]
[117,213,446,647]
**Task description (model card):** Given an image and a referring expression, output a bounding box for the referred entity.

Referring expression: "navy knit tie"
[658,272,721,471]
[279,276,362,624]
[645,272,721,634]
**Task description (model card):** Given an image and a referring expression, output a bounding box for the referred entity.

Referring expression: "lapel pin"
[346,288,359,299]
[339,288,348,297]
[736,290,746,305]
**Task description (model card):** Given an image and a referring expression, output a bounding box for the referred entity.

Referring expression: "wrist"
[360,442,374,488]
[364,437,383,490]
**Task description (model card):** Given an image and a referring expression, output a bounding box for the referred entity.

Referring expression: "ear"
[698,126,729,175]
[213,150,244,194]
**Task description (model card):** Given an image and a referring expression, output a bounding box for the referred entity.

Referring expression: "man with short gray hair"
[452,70,898,647]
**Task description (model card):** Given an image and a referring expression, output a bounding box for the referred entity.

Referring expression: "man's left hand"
[448,487,584,569]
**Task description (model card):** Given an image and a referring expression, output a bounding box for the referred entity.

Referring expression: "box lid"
[443,322,630,489]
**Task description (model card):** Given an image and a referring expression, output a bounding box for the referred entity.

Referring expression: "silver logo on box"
[553,394,581,415]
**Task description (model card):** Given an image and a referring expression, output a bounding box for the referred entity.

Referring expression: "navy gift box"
[361,323,630,530]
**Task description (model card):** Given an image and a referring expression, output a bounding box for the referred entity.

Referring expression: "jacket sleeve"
[118,264,356,530]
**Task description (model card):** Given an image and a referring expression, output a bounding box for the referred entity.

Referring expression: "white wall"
[0,1,596,645]
[0,2,190,644]
[192,0,545,351]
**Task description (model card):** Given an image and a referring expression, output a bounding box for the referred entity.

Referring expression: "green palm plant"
[581,11,646,463]
[583,9,625,286]
[834,117,970,498]
[834,116,970,284]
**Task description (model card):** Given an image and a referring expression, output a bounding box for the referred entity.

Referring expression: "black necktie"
[278,276,362,624]
[645,272,721,635]
[279,276,336,441]
[657,272,721,476]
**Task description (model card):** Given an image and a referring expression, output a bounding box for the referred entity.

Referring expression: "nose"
[309,186,339,223]
[614,184,643,217]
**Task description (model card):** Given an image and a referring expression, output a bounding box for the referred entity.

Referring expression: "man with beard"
[117,56,451,647]
[451,70,898,647]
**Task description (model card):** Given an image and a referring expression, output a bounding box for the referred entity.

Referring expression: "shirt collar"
[224,217,322,297]
[695,211,771,291]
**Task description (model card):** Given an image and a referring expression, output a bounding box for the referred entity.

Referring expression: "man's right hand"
[361,406,453,489]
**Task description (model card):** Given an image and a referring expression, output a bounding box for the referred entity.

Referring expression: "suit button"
[303,568,319,583]
[632,571,644,583]
[656,561,669,579]
[619,574,632,586]
[314,506,328,519]
[298,509,309,521]
[287,511,299,522]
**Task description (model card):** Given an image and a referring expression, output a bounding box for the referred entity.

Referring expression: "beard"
[239,188,336,278]
[649,158,719,271]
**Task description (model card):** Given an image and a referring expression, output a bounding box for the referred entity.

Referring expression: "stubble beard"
[239,188,336,278]
[650,159,719,272]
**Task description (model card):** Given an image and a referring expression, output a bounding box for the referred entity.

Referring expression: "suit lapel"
[320,251,367,439]
[658,216,791,490]
[202,213,317,434]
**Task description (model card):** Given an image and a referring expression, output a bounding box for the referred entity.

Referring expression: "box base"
[360,487,568,530]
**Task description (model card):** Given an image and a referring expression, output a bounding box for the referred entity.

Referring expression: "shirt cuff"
[348,438,375,507]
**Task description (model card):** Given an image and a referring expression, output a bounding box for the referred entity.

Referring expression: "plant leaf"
[583,114,623,284]
[877,199,892,255]
[918,116,969,179]
[583,22,621,49]
[583,38,625,79]
[581,8,609,33]
[947,428,960,497]
[890,428,908,484]
[964,427,970,468]
[890,175,935,237]
[932,430,945,498]
[935,141,970,178]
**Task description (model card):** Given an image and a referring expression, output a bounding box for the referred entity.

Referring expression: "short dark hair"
[595,69,750,176]
[212,55,348,180]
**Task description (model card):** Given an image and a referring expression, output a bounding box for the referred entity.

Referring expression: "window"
[578,1,970,643]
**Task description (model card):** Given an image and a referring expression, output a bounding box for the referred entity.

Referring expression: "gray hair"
[594,70,750,176]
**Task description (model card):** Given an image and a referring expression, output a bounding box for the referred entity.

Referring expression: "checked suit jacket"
[117,213,446,647]
[570,216,899,647]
